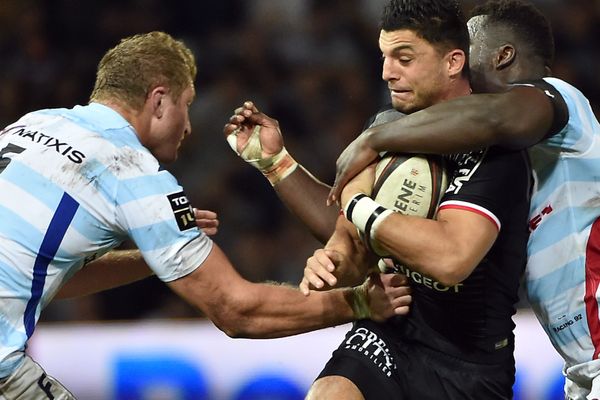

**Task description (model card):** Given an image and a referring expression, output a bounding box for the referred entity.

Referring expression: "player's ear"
[495,44,515,70]
[148,86,168,119]
[447,49,466,78]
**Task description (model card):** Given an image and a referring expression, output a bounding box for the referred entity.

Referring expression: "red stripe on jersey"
[585,218,600,359]
[438,204,500,231]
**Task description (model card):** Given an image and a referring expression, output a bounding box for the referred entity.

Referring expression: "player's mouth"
[390,88,412,100]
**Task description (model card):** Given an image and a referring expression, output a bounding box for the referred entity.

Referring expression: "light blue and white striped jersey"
[525,78,600,384]
[0,103,212,377]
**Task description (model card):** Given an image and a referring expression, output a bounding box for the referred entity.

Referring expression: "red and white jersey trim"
[438,200,501,231]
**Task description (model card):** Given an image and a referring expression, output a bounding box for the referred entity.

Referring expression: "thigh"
[314,320,405,400]
[0,355,76,400]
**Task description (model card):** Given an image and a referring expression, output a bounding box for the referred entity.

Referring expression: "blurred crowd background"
[0,0,597,322]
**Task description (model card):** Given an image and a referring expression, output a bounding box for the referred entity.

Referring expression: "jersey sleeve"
[114,169,212,282]
[439,147,531,231]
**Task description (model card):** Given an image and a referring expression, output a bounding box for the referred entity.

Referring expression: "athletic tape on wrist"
[344,194,386,235]
[226,126,298,185]
[351,283,371,320]
[262,151,298,186]
[365,209,393,254]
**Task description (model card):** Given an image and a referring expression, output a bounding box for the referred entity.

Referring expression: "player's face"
[148,84,195,163]
[379,29,453,114]
[467,16,497,93]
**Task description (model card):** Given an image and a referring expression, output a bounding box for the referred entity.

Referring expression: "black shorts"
[317,319,515,400]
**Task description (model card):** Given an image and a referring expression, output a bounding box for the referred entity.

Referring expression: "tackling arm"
[366,86,556,153]
[167,244,401,339]
[329,85,561,203]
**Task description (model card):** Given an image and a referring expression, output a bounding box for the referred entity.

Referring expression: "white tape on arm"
[227,126,298,185]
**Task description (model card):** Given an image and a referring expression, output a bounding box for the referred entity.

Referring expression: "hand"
[299,249,342,295]
[328,131,379,206]
[194,209,219,236]
[223,101,285,161]
[365,273,412,321]
[340,163,376,210]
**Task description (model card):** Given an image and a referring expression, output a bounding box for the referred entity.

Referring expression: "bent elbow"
[422,258,473,288]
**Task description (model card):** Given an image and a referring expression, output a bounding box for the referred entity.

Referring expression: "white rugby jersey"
[0,103,212,377]
[525,78,600,384]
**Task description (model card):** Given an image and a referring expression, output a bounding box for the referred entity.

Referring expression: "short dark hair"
[380,0,469,56]
[471,0,554,67]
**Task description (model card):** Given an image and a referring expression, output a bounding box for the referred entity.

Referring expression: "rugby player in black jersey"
[224,0,530,398]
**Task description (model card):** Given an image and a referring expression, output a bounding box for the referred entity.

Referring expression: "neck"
[443,76,472,101]
[97,100,148,138]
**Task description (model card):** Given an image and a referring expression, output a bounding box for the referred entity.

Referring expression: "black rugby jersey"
[365,106,532,363]
[403,146,530,362]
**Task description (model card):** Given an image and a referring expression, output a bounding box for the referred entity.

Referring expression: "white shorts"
[566,374,600,400]
[0,355,76,399]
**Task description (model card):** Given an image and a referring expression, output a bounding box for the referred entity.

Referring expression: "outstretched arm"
[329,84,562,203]
[224,101,338,243]
[167,244,408,339]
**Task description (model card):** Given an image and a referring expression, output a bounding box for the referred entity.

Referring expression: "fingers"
[299,277,311,296]
[223,101,259,137]
[379,273,412,315]
[194,208,219,236]
[301,249,340,295]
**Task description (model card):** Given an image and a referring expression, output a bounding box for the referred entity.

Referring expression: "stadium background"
[0,0,597,398]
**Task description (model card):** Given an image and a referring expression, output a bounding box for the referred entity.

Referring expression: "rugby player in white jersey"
[329,1,600,398]
[0,31,411,399]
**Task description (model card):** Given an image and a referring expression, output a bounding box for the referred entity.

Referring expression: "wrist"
[350,283,371,320]
[343,193,393,255]
[227,126,298,185]
[259,148,299,186]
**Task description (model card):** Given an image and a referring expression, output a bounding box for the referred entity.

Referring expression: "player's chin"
[390,99,417,114]
[156,149,179,164]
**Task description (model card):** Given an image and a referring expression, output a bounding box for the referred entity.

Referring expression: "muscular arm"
[373,209,498,286]
[55,250,152,299]
[167,244,387,339]
[366,86,555,153]
[329,85,561,203]
[339,165,498,287]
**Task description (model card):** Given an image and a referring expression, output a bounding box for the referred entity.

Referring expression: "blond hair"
[90,31,197,110]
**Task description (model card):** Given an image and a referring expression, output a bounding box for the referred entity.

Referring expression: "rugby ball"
[366,153,448,256]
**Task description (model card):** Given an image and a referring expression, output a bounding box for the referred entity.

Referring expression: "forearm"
[326,216,377,287]
[56,250,153,299]
[366,90,547,154]
[274,165,339,244]
[168,245,364,338]
[223,283,356,339]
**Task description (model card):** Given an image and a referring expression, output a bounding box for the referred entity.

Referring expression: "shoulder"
[363,104,405,130]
